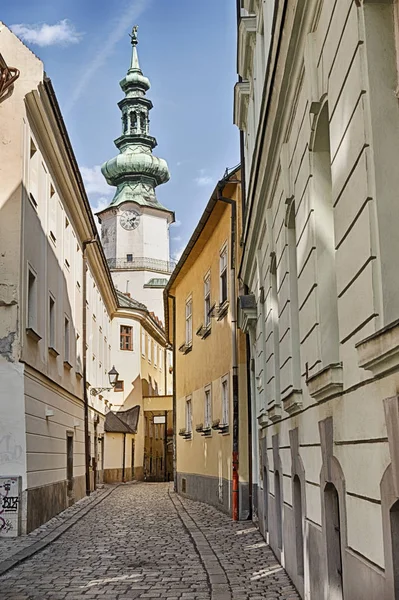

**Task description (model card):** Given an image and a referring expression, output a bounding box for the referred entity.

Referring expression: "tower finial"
[130,25,138,46]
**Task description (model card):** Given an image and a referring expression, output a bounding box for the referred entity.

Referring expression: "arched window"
[293,475,304,576]
[140,113,147,134]
[390,500,399,598]
[122,112,128,134]
[274,469,282,550]
[130,112,137,133]
[324,482,343,599]
[312,103,339,366]
[263,466,269,533]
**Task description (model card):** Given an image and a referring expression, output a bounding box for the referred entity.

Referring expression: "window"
[27,267,37,330]
[220,246,228,304]
[204,386,212,430]
[141,330,146,357]
[185,397,192,433]
[221,376,229,425]
[49,184,57,244]
[204,273,211,327]
[154,343,157,367]
[126,254,133,263]
[49,294,55,348]
[64,316,70,362]
[29,138,39,208]
[148,336,151,363]
[120,325,133,351]
[114,380,124,392]
[185,297,193,345]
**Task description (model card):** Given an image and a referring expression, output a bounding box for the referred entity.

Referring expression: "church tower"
[97,26,174,319]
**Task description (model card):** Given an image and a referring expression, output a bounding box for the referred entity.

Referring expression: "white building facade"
[235,0,399,598]
[0,23,116,533]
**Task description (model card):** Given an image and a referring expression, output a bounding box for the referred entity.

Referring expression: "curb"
[0,484,121,577]
[168,489,232,600]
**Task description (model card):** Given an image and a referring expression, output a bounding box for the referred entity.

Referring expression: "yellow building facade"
[165,167,250,518]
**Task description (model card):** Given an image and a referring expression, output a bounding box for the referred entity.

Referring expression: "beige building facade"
[0,24,174,533]
[235,0,399,598]
[165,168,250,518]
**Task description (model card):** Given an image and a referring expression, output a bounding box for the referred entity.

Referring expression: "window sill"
[76,371,83,379]
[63,360,73,370]
[26,327,41,342]
[306,363,343,402]
[281,389,303,415]
[120,348,133,352]
[48,346,59,358]
[267,404,282,423]
[202,325,212,339]
[217,301,229,320]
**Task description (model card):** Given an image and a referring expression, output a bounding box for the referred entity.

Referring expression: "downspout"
[169,294,177,492]
[82,238,97,497]
[244,285,253,520]
[164,347,168,482]
[217,187,239,521]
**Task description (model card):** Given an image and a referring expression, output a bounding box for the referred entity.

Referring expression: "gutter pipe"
[217,184,239,521]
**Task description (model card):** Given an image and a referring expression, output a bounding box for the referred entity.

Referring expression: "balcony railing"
[107,257,176,274]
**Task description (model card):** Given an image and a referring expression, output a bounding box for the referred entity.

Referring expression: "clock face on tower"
[120,210,141,230]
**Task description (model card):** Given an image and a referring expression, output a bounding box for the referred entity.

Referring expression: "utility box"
[0,476,21,537]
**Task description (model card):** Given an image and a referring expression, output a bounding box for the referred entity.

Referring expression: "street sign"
[153,415,166,424]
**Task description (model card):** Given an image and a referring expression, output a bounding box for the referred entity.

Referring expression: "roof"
[163,165,241,340]
[116,290,147,311]
[105,405,140,433]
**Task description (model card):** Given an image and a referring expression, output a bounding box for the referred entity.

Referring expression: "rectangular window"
[29,138,39,209]
[222,376,229,425]
[64,316,70,362]
[204,272,211,327]
[114,380,124,392]
[49,294,55,348]
[141,330,146,357]
[204,386,212,429]
[220,246,228,304]
[120,325,133,351]
[185,297,193,345]
[186,397,192,433]
[154,343,157,367]
[148,336,151,363]
[126,254,133,263]
[49,184,57,243]
[27,267,37,330]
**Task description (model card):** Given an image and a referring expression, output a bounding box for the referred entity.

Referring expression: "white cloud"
[81,165,113,196]
[65,0,152,113]
[172,235,182,242]
[171,244,186,262]
[89,196,110,234]
[195,169,213,187]
[11,19,82,47]
[171,219,182,227]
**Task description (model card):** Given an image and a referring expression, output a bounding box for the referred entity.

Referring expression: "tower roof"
[101,26,171,212]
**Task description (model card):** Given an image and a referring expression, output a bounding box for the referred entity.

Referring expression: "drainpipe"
[217,187,239,521]
[82,238,97,497]
[168,294,177,492]
[244,285,253,520]
[164,348,168,482]
[122,432,126,483]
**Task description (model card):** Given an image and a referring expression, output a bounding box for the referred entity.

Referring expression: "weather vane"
[129,25,139,45]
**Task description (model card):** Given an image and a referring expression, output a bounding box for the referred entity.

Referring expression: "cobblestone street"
[0,484,299,600]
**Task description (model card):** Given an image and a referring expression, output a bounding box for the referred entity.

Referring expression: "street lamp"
[90,365,119,396]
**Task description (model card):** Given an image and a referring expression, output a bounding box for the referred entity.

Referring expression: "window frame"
[120,324,133,351]
[48,293,56,350]
[27,264,38,332]
[185,396,192,434]
[219,244,228,305]
[114,380,124,392]
[204,271,211,328]
[204,384,212,430]
[64,315,70,364]
[221,374,229,426]
[141,330,146,357]
[185,296,193,346]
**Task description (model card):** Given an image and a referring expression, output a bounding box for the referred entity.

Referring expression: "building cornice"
[238,15,257,81]
[234,80,251,131]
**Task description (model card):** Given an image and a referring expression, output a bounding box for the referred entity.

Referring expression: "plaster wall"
[237,0,399,596]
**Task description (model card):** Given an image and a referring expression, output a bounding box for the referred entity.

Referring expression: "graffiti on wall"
[0,476,20,537]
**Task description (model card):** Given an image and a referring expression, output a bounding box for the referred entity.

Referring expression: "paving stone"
[0,483,299,599]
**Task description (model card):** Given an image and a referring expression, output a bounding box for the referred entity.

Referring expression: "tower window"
[140,113,147,133]
[130,112,137,133]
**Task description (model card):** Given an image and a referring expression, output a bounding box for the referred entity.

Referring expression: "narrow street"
[0,484,299,600]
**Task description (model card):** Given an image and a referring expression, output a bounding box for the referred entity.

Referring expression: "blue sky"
[3,0,239,259]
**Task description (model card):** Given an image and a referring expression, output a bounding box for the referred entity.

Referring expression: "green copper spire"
[101,26,170,210]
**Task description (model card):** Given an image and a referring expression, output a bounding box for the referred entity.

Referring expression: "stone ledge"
[306,363,343,402]
[267,404,282,423]
[282,389,303,414]
[356,318,399,377]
